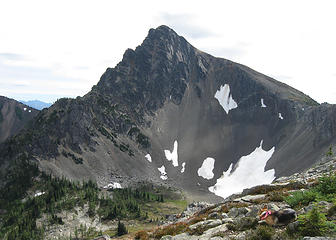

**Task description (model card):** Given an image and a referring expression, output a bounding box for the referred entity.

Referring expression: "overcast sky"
[0,0,335,104]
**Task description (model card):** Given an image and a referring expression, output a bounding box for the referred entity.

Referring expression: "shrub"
[315,173,336,196]
[247,225,275,240]
[135,230,149,240]
[152,222,188,239]
[284,190,317,208]
[266,190,288,202]
[327,199,336,217]
[117,220,128,236]
[298,205,328,236]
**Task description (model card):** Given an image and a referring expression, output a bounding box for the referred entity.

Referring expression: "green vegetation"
[326,146,333,157]
[0,156,182,240]
[283,173,336,238]
[117,221,128,236]
[128,126,150,149]
[285,172,336,208]
[61,150,84,164]
[297,205,330,236]
[247,225,275,240]
[46,110,59,124]
[284,190,317,208]
[98,126,117,144]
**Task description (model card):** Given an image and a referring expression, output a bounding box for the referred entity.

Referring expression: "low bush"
[134,230,149,240]
[247,225,275,240]
[152,222,188,239]
[284,190,317,208]
[298,205,328,236]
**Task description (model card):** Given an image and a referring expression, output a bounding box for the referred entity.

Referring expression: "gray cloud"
[158,13,216,39]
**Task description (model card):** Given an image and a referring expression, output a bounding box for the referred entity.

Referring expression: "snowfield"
[164,140,179,167]
[209,140,275,198]
[261,98,267,108]
[103,182,122,189]
[34,191,45,197]
[214,84,238,114]
[145,154,152,162]
[158,165,168,180]
[181,162,186,173]
[198,157,215,179]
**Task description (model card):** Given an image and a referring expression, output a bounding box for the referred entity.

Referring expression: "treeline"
[0,157,164,240]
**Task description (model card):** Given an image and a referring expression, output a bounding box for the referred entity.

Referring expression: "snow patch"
[103,182,122,189]
[28,110,31,113]
[145,154,152,163]
[181,162,186,173]
[209,141,275,198]
[164,140,178,167]
[23,107,27,111]
[279,113,284,120]
[34,191,45,197]
[261,98,267,108]
[158,165,168,180]
[197,157,215,180]
[214,84,238,114]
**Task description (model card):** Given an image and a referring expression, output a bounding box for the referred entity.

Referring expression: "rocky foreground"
[117,154,336,240]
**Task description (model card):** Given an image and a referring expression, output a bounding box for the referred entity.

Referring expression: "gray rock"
[208,219,223,228]
[202,224,228,236]
[161,236,173,240]
[228,208,239,218]
[304,201,332,214]
[238,207,250,216]
[287,220,300,232]
[245,206,259,218]
[241,194,266,202]
[171,233,197,240]
[209,211,220,219]
[268,203,280,211]
[221,213,229,219]
[189,219,222,230]
[222,218,234,224]
[235,232,247,240]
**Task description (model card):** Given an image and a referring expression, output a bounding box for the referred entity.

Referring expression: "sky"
[0,0,335,104]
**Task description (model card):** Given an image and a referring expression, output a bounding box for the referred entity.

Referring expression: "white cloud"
[0,0,335,103]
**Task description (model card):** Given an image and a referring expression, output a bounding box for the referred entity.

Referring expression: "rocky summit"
[0,25,336,202]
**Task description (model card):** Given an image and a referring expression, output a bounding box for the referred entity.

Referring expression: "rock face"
[0,26,336,201]
[0,96,39,143]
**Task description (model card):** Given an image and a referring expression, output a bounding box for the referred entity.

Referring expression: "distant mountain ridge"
[20,100,52,110]
[0,26,335,202]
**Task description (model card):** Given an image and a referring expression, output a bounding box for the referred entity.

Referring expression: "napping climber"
[259,207,297,226]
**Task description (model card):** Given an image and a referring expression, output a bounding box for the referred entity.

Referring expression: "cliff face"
[0,26,335,201]
[0,96,39,143]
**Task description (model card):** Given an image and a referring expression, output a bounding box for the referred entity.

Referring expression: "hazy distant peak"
[19,100,52,110]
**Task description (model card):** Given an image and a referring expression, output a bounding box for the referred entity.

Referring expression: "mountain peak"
[141,25,191,55]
